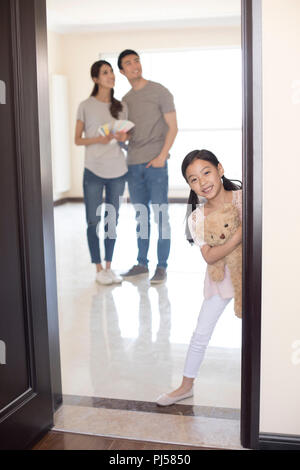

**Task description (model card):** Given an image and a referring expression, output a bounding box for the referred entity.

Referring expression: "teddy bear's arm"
[201,226,242,265]
[208,259,225,282]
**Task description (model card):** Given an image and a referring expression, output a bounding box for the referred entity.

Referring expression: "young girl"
[156,149,242,406]
[75,60,129,285]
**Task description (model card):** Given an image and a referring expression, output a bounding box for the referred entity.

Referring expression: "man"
[118,49,178,284]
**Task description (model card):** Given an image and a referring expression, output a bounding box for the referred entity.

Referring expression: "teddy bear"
[196,203,242,318]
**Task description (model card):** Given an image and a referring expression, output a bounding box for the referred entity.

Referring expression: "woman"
[75,60,129,285]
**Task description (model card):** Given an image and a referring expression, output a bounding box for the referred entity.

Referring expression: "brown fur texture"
[196,203,242,318]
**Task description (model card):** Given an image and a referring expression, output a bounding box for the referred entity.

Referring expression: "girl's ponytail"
[222,176,242,191]
[185,189,200,244]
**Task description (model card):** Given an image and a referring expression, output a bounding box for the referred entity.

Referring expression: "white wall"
[50,75,71,195]
[260,0,300,435]
[47,25,241,198]
[47,31,67,201]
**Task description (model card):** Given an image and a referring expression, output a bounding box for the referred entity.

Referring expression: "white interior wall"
[260,0,300,435]
[47,25,241,199]
[50,75,71,195]
[47,31,67,201]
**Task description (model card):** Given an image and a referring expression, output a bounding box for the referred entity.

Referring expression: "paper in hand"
[98,120,135,137]
[111,120,135,134]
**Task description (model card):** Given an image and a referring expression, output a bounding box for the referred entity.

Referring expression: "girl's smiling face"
[185,159,224,199]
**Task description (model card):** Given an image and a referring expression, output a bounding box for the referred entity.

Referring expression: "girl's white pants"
[183,295,232,378]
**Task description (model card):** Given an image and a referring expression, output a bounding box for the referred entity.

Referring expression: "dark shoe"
[150,267,167,284]
[122,264,149,279]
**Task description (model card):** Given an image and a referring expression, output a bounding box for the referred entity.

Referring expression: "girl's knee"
[189,331,209,352]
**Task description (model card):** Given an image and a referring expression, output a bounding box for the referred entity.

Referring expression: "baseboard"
[259,433,300,450]
[53,197,83,206]
[53,197,187,206]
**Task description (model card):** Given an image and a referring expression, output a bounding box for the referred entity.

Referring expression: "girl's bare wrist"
[232,229,242,247]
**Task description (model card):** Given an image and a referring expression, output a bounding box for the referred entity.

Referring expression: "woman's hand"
[114,131,128,143]
[97,133,114,144]
[75,120,115,146]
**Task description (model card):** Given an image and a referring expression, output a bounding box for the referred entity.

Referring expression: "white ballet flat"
[156,388,193,407]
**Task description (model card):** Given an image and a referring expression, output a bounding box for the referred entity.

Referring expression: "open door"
[0,0,265,451]
[0,0,61,449]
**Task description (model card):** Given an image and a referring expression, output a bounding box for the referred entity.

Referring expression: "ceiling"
[46,0,241,33]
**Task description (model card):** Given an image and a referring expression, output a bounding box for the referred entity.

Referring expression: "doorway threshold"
[53,397,243,450]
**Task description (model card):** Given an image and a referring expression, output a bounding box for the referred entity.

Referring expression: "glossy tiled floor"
[53,202,242,449]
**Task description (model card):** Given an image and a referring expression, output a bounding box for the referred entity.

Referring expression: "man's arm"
[146,111,178,168]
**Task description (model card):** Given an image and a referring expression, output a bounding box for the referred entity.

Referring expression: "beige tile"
[54,405,242,450]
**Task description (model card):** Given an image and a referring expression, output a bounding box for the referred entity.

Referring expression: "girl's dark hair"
[90,60,123,119]
[181,149,242,244]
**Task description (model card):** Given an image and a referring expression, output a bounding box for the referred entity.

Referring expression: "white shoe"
[156,388,193,407]
[96,270,113,285]
[106,269,123,284]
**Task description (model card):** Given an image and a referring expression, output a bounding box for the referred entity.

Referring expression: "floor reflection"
[88,280,173,401]
[55,203,241,408]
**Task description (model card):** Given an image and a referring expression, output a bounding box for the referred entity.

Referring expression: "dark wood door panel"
[0,0,31,413]
[0,0,59,449]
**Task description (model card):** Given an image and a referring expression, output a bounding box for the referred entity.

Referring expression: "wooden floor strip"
[32,430,215,451]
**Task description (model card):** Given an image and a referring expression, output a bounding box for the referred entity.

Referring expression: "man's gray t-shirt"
[76,96,128,178]
[122,81,175,165]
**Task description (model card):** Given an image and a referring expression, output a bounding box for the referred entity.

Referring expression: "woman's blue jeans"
[83,168,126,264]
[127,162,171,269]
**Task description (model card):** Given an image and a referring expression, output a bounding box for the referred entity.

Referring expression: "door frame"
[5,0,300,451]
[241,0,300,451]
[18,0,280,450]
[0,0,61,450]
[240,0,262,449]
[40,0,264,450]
[32,0,264,450]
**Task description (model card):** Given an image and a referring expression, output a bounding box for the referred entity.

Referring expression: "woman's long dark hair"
[90,60,123,119]
[181,149,242,244]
